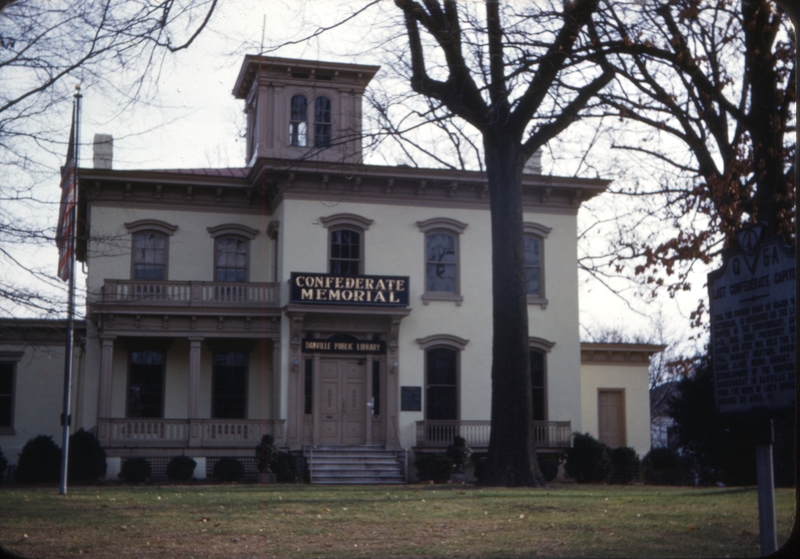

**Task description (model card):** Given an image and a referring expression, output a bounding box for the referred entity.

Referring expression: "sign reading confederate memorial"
[708,225,796,414]
[290,272,410,307]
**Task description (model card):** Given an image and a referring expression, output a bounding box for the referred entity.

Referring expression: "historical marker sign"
[708,224,796,414]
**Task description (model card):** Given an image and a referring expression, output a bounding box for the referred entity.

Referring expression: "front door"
[598,390,625,448]
[319,358,366,445]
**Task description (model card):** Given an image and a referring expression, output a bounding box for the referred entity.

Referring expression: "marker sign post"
[708,224,796,555]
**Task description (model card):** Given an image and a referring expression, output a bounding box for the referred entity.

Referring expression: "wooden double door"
[318,358,367,445]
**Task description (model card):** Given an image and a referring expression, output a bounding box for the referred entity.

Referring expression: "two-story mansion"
[0,55,663,483]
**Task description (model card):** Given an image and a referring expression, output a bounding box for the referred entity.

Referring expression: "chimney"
[93,134,113,169]
[523,148,542,175]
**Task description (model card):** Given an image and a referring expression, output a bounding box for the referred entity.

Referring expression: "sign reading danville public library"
[708,225,796,414]
[290,272,409,306]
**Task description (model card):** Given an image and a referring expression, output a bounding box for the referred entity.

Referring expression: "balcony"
[99,280,280,308]
[415,420,572,450]
[97,418,286,448]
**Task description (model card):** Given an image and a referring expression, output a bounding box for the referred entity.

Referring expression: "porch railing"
[100,280,280,307]
[415,420,572,449]
[97,419,286,448]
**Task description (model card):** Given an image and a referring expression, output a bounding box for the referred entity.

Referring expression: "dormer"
[233,55,380,166]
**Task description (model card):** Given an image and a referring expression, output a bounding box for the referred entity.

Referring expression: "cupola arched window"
[290,94,308,147]
[314,96,331,147]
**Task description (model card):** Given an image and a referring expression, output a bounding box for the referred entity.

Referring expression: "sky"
[12,0,711,355]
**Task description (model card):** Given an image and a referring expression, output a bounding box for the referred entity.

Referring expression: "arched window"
[132,232,167,280]
[314,96,331,147]
[426,347,458,420]
[330,229,361,276]
[290,94,308,147]
[417,218,468,305]
[215,236,248,282]
[523,222,551,306]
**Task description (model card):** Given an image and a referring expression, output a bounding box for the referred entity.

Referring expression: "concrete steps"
[306,445,406,484]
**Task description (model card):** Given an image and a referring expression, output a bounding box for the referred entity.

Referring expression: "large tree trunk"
[479,128,546,487]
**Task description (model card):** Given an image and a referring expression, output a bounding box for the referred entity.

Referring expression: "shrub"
[68,429,107,483]
[213,457,244,482]
[0,447,7,483]
[538,458,559,482]
[414,453,453,483]
[564,432,611,483]
[255,434,277,473]
[119,457,151,483]
[642,447,692,486]
[446,436,472,473]
[607,447,641,485]
[166,456,196,481]
[270,451,298,483]
[15,435,61,483]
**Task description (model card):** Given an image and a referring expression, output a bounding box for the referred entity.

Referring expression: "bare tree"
[0,0,218,316]
[388,0,614,486]
[585,0,795,325]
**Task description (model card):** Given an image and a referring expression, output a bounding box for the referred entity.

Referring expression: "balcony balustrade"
[415,420,572,449]
[100,280,280,308]
[97,418,286,448]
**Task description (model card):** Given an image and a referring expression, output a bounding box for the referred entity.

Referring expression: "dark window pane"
[133,232,166,280]
[0,362,12,427]
[212,351,247,419]
[215,237,247,282]
[330,229,360,276]
[290,95,308,147]
[372,360,381,416]
[314,96,331,147]
[128,350,164,418]
[530,350,546,421]
[524,236,540,265]
[304,359,313,415]
[426,233,455,262]
[426,348,457,420]
[524,235,542,296]
[426,263,456,292]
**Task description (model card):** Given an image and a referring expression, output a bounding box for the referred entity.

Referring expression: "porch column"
[188,337,203,418]
[96,335,116,447]
[188,337,204,448]
[271,338,282,420]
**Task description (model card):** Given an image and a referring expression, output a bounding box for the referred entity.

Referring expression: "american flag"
[56,104,77,282]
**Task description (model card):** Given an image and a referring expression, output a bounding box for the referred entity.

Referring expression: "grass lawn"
[0,483,795,558]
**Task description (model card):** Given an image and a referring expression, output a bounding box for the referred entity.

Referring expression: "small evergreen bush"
[270,451,298,483]
[0,446,7,483]
[538,458,559,482]
[255,434,277,473]
[446,436,472,473]
[607,446,641,484]
[212,457,244,482]
[166,456,196,481]
[68,429,107,482]
[15,435,61,483]
[414,453,453,483]
[119,457,151,483]
[642,447,692,486]
[564,432,611,483]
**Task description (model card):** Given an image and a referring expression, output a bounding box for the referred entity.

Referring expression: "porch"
[97,418,285,448]
[415,420,572,450]
[100,279,280,308]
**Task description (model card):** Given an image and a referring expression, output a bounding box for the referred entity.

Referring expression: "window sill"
[527,295,548,309]
[421,293,464,306]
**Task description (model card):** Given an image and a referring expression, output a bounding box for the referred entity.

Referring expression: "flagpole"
[59,89,81,495]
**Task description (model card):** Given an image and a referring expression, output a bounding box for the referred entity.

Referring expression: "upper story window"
[215,237,248,282]
[417,334,469,421]
[207,224,259,283]
[290,94,308,147]
[320,213,373,277]
[133,232,167,280]
[417,217,468,306]
[523,222,552,307]
[125,219,178,281]
[314,96,332,147]
[127,350,164,418]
